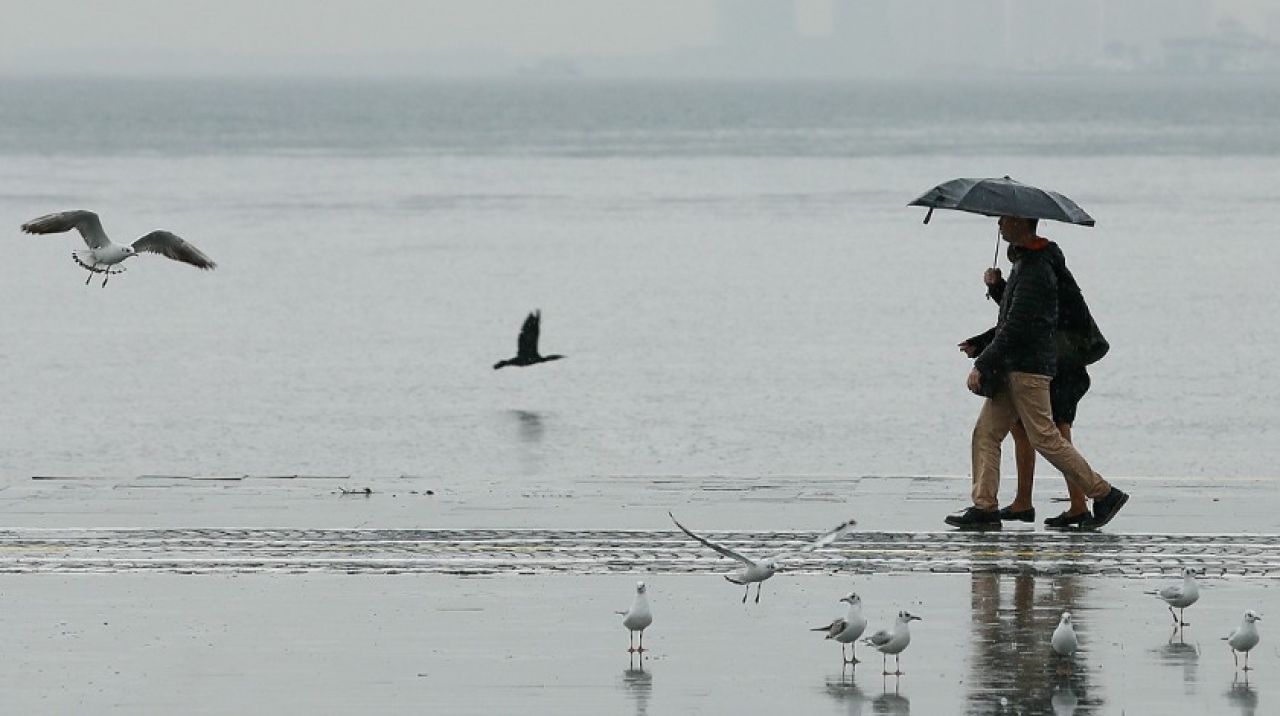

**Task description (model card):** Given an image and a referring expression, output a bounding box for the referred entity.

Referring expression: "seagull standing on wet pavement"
[1051,612,1078,657]
[618,581,653,653]
[493,310,564,369]
[1147,567,1201,628]
[811,592,868,663]
[863,610,920,676]
[668,511,856,604]
[1051,611,1078,675]
[22,210,217,287]
[1224,610,1262,671]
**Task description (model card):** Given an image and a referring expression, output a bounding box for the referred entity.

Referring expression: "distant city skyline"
[0,0,1277,77]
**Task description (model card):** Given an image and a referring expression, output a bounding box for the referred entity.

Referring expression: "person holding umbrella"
[960,240,1107,529]
[909,177,1129,531]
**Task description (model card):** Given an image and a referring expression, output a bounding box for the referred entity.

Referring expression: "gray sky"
[0,0,1274,77]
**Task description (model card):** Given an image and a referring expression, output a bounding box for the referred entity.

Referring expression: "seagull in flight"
[668,511,856,604]
[811,592,868,663]
[1146,567,1202,628]
[21,210,217,287]
[493,310,564,370]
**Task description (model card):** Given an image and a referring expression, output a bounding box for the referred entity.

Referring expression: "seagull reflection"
[1050,685,1078,716]
[1156,633,1200,691]
[1227,674,1257,716]
[871,678,909,715]
[509,410,547,443]
[622,654,652,716]
[824,669,869,715]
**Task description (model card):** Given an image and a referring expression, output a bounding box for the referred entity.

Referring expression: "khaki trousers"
[971,371,1110,510]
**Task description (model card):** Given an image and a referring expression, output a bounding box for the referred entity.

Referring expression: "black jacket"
[977,241,1109,373]
[973,243,1059,379]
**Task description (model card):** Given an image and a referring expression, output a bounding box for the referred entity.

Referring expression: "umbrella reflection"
[621,652,652,716]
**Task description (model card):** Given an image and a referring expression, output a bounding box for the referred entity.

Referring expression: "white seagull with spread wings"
[22,210,217,287]
[668,511,856,604]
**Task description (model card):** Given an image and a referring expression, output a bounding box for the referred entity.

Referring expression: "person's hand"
[983,268,1003,286]
[958,341,978,358]
[967,368,983,394]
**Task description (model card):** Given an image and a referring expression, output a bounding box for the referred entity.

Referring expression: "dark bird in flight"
[22,210,217,287]
[493,310,564,370]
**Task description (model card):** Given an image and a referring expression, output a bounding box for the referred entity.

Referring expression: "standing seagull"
[21,210,216,287]
[493,310,564,370]
[1147,567,1201,628]
[617,581,653,653]
[1223,610,1262,671]
[668,511,856,604]
[811,592,869,663]
[863,610,921,676]
[1051,612,1078,675]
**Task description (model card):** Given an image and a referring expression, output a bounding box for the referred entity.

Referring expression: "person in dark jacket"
[946,216,1128,530]
[960,241,1103,528]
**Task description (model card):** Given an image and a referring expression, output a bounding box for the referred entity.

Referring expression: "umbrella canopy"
[909,176,1095,227]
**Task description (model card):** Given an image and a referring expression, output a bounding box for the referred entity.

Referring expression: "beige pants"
[971,371,1110,510]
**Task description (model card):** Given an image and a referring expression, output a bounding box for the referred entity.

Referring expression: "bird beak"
[910,615,922,621]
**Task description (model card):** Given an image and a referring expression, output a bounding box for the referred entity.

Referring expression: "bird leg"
[1179,607,1189,627]
[101,269,111,287]
[1232,649,1239,669]
[742,585,749,604]
[881,654,889,676]
[85,264,96,286]
[638,631,645,653]
[627,630,634,653]
[1243,652,1252,671]
[894,654,904,676]
[840,643,848,662]
[754,583,762,604]
[848,645,859,664]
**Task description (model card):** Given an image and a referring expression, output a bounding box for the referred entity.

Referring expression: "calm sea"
[1,76,1277,485]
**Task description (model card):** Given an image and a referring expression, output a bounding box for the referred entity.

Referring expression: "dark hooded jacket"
[972,242,1059,381]
[970,241,1108,383]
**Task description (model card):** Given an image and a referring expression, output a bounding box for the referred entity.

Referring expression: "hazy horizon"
[2,0,1278,78]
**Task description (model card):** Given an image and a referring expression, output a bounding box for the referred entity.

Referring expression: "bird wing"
[131,231,217,270]
[1157,585,1184,601]
[864,628,891,646]
[516,310,541,360]
[21,210,109,249]
[669,511,756,567]
[770,517,857,560]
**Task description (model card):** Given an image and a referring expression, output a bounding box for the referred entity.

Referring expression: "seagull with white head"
[1224,610,1262,671]
[668,511,856,604]
[811,592,869,663]
[618,581,653,653]
[1146,567,1202,628]
[863,610,921,676]
[22,210,216,287]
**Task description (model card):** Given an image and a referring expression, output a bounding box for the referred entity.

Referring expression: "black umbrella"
[909,175,1095,269]
[909,175,1095,227]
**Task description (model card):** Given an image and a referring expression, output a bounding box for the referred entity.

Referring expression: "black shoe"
[998,506,1035,522]
[1080,488,1129,531]
[1044,510,1091,529]
[945,507,1002,529]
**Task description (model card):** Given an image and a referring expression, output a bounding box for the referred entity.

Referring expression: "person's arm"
[974,260,1056,376]
[959,327,996,358]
